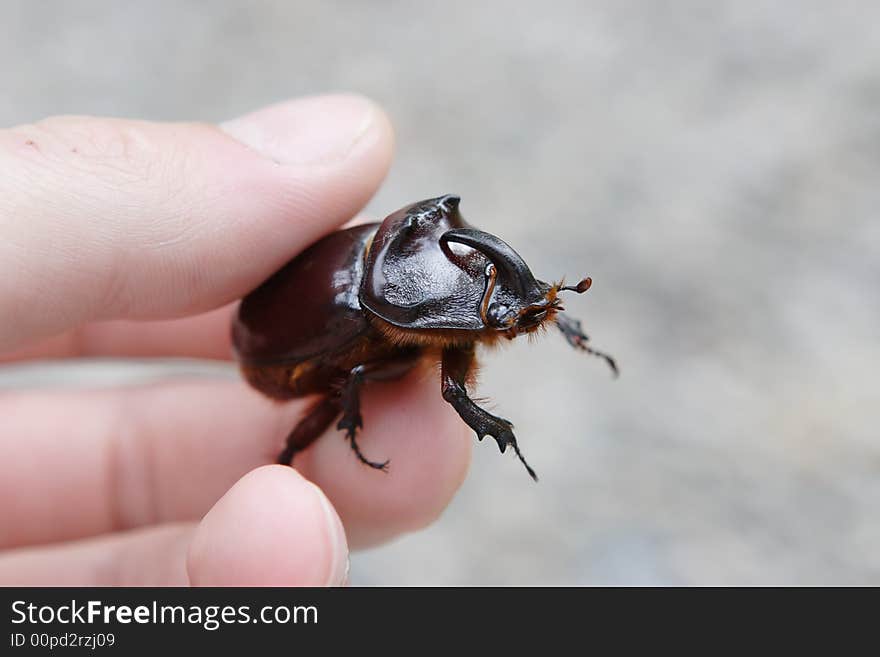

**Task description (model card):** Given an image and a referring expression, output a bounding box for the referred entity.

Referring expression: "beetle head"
[360,195,593,338]
[440,228,592,338]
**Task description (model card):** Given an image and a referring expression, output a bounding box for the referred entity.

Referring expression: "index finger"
[0,94,394,355]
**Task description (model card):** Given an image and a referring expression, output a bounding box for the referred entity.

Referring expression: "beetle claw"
[349,437,390,471]
[338,417,389,471]
[488,427,538,481]
[556,313,619,377]
[492,427,538,481]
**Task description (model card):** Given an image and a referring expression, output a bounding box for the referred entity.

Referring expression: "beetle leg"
[441,345,537,481]
[277,396,341,466]
[337,350,422,471]
[555,313,618,377]
[336,364,389,471]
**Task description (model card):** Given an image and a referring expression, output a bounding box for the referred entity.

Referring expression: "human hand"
[0,95,472,586]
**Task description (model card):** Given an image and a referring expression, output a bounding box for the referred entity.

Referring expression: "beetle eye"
[487,303,512,326]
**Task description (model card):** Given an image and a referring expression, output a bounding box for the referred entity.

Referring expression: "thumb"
[187,465,349,586]
[0,94,393,352]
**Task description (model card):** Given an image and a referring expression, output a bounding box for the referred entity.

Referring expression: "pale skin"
[0,94,472,586]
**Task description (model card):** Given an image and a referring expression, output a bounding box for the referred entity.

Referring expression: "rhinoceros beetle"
[232,195,616,480]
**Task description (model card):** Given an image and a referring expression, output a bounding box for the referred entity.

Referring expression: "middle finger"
[0,370,470,551]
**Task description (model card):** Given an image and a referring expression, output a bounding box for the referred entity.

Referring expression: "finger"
[0,467,347,586]
[0,524,193,586]
[0,94,394,354]
[0,214,377,364]
[187,465,348,586]
[293,364,473,548]
[0,369,471,550]
[0,306,235,363]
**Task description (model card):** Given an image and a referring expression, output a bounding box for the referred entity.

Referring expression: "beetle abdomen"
[232,223,378,366]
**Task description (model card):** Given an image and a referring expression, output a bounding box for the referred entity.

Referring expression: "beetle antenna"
[559,276,592,294]
[512,442,538,482]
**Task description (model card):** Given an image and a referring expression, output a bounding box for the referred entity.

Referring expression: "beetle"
[232,194,616,480]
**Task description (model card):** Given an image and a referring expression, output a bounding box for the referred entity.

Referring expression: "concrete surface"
[1,0,878,584]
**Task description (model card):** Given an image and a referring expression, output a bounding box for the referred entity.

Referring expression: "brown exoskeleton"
[232,195,616,480]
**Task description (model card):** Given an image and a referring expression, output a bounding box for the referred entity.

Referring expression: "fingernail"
[307,482,349,587]
[221,94,377,165]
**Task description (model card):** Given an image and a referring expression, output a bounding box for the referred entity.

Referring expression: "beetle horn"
[440,228,543,299]
[438,194,460,211]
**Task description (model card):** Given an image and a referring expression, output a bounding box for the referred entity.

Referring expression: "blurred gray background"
[1,0,878,584]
